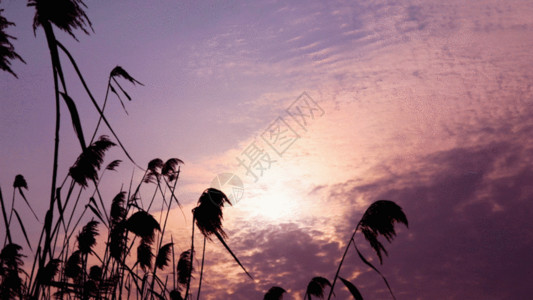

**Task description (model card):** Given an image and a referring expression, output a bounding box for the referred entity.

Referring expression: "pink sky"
[1,0,533,299]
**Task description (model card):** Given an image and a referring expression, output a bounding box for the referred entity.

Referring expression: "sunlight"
[240,184,303,222]
[1,0,530,298]
[254,191,294,221]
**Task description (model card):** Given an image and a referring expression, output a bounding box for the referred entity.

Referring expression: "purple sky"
[1,0,533,299]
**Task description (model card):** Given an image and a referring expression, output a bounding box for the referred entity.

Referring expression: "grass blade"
[339,277,363,300]
[0,186,12,244]
[17,187,39,221]
[197,236,207,300]
[56,41,141,169]
[353,242,395,300]
[13,208,32,250]
[213,230,253,279]
[109,83,129,114]
[55,187,66,231]
[171,236,176,290]
[87,203,106,226]
[112,78,132,100]
[60,92,86,151]
[148,288,166,300]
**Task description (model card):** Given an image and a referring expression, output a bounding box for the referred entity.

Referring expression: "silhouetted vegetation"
[263,200,408,300]
[0,7,25,77]
[1,148,254,299]
[0,1,409,299]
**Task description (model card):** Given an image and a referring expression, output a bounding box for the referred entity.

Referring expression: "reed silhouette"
[0,1,410,299]
[0,7,25,77]
[263,200,408,300]
[305,276,332,299]
[264,286,286,300]
[2,154,253,299]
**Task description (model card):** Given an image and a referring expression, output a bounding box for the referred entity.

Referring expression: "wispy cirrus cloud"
[192,114,533,299]
[167,1,533,298]
[2,0,533,299]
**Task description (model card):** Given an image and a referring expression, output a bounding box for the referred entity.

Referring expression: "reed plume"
[0,244,25,299]
[193,188,253,280]
[193,188,231,239]
[28,0,92,38]
[110,191,126,225]
[64,251,82,280]
[69,135,116,187]
[328,200,408,300]
[169,289,184,300]
[37,259,61,285]
[264,286,286,300]
[177,249,193,288]
[162,158,183,182]
[109,220,127,260]
[125,210,161,244]
[12,175,27,189]
[155,243,173,270]
[305,276,332,299]
[105,159,122,171]
[358,200,408,264]
[77,220,99,254]
[111,66,143,85]
[137,240,153,271]
[144,158,164,183]
[88,265,101,281]
[0,8,25,78]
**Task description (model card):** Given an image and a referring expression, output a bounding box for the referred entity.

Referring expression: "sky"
[1,0,533,299]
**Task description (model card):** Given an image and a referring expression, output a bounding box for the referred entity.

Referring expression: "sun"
[238,184,302,222]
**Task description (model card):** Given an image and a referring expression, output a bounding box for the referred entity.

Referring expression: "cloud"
[323,134,533,299]
[189,95,533,299]
[194,222,341,300]
[3,1,533,299]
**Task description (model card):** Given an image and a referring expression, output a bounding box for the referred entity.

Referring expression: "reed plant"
[263,200,408,300]
[1,1,409,299]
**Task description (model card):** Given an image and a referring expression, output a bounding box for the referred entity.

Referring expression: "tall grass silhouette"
[1,1,410,299]
[264,200,408,300]
[2,153,253,299]
[0,7,25,77]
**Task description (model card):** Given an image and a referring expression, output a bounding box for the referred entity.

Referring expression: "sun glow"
[238,184,303,222]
